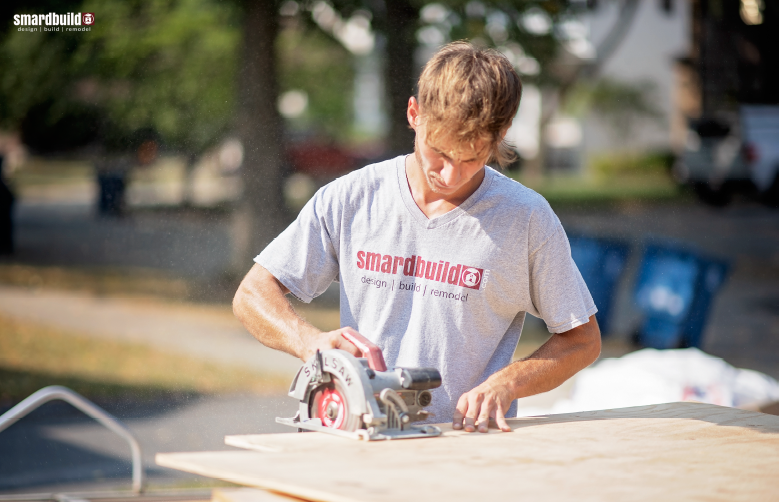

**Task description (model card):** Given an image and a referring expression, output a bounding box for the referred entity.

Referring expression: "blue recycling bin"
[634,242,729,349]
[568,235,630,336]
[681,257,730,348]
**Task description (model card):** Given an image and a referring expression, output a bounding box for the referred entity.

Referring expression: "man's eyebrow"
[429,145,478,163]
[454,153,479,163]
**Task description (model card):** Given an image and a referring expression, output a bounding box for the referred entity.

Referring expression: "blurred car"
[287,141,358,178]
[674,105,778,207]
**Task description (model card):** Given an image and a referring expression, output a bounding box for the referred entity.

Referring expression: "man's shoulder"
[484,167,552,212]
[319,156,401,199]
[480,169,564,251]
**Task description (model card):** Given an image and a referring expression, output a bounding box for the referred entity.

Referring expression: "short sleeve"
[254,188,340,303]
[527,208,597,333]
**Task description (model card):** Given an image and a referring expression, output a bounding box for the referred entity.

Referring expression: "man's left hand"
[452,379,513,433]
[452,315,602,434]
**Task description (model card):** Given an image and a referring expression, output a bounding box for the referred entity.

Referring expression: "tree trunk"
[232,0,289,274]
[384,0,418,156]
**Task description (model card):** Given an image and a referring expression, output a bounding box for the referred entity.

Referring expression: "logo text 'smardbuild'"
[356,250,484,290]
[14,12,95,31]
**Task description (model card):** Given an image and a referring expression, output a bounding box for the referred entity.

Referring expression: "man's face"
[408,98,489,197]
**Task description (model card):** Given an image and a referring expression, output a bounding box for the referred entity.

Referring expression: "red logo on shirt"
[356,250,485,290]
[459,267,483,289]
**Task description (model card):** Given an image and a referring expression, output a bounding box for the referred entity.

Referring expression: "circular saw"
[276,331,443,440]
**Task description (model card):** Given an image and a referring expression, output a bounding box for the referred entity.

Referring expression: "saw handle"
[340,330,387,372]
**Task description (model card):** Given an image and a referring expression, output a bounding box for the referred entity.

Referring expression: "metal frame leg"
[0,386,145,493]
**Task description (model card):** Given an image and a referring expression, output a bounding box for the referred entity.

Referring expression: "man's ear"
[407,97,421,131]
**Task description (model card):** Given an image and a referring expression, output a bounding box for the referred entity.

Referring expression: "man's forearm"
[490,316,601,401]
[452,316,601,432]
[233,264,321,360]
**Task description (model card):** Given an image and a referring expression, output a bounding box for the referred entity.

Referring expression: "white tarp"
[517,348,779,417]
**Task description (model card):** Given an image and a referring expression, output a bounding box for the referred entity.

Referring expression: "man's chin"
[427,178,458,195]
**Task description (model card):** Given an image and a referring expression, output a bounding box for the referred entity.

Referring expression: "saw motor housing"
[276,332,443,440]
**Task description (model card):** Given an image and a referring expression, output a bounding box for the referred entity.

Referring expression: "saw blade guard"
[288,349,381,429]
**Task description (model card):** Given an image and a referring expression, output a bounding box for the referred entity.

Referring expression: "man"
[233,42,601,434]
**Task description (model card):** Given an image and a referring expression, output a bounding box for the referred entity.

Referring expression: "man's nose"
[439,161,462,186]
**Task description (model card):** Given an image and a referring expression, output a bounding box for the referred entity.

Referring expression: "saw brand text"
[302,354,354,387]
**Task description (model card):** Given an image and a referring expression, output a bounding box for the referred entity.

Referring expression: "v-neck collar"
[395,155,494,230]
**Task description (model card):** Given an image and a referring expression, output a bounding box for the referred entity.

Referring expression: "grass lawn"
[0,313,289,406]
[514,172,689,207]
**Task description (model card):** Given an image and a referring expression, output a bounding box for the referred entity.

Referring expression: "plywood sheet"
[157,402,778,502]
[212,488,303,502]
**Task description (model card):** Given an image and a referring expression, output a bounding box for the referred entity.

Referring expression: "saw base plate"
[276,417,442,441]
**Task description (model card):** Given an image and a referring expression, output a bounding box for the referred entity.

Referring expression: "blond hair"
[416,41,522,167]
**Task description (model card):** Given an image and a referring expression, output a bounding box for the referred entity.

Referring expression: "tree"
[231,0,289,271]
[0,0,240,155]
[324,0,578,160]
[382,0,418,154]
[277,12,355,142]
[408,0,643,175]
[0,0,645,272]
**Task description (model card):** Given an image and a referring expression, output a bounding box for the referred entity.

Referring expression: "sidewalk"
[0,393,296,492]
[0,285,303,378]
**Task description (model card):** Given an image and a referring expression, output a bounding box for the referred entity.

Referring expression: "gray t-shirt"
[256,155,596,420]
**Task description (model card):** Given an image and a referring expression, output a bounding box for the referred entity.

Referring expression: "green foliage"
[470,5,557,69]
[0,0,608,154]
[407,0,572,86]
[320,0,576,95]
[76,0,240,152]
[0,28,80,129]
[588,150,675,178]
[0,0,240,153]
[277,22,355,141]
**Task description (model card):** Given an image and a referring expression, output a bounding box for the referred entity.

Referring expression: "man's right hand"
[233,264,366,363]
[300,326,364,362]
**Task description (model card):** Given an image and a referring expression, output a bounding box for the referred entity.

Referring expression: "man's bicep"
[234,265,291,316]
[243,264,291,295]
[552,314,602,362]
[557,315,601,342]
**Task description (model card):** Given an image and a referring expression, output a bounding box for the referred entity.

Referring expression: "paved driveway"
[0,393,296,493]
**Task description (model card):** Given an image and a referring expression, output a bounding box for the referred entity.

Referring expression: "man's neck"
[404,154,486,220]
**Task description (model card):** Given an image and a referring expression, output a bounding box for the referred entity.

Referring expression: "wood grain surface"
[156,402,778,502]
[212,488,303,502]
